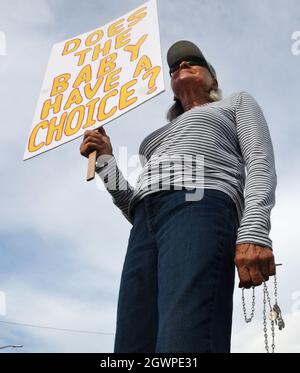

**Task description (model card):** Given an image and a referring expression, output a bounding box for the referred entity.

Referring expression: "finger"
[83,134,103,145]
[85,140,105,151]
[83,144,103,156]
[237,266,252,289]
[81,140,104,153]
[80,139,105,149]
[98,126,107,135]
[248,266,264,287]
[83,131,105,144]
[269,259,276,276]
[83,130,93,139]
[260,263,270,282]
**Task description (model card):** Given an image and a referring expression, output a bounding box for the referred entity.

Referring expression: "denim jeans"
[113,188,239,353]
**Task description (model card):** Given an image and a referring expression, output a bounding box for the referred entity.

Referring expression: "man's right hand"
[80,127,113,158]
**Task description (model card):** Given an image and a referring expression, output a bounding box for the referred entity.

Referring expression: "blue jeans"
[113,188,239,353]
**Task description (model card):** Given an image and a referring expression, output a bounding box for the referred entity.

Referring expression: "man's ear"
[212,79,218,91]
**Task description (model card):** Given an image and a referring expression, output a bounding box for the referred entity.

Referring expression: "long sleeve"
[96,154,135,224]
[235,91,277,249]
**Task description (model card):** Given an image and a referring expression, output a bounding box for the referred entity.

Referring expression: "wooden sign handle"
[86,150,97,182]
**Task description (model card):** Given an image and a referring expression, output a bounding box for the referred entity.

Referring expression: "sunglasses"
[169,59,208,77]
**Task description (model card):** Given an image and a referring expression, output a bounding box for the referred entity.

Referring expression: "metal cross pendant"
[272,303,285,331]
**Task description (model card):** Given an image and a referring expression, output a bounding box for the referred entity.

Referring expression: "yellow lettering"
[84,77,104,100]
[97,53,117,78]
[124,34,148,61]
[40,94,63,120]
[64,106,85,137]
[104,68,121,92]
[73,65,92,88]
[133,55,152,78]
[85,29,104,46]
[83,98,100,129]
[62,38,81,55]
[63,88,83,111]
[50,73,71,97]
[115,27,132,49]
[74,48,92,66]
[97,90,118,121]
[92,39,112,61]
[119,79,137,110]
[127,6,147,27]
[107,18,125,37]
[45,113,68,145]
[28,121,48,152]
[143,66,161,94]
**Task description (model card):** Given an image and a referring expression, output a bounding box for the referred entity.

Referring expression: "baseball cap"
[167,40,217,80]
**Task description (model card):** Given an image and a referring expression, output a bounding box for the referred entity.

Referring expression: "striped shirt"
[96,91,277,249]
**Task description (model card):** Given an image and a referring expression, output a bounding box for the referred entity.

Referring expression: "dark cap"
[167,40,217,80]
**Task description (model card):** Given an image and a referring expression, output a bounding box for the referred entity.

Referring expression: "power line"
[0,345,23,350]
[0,319,114,336]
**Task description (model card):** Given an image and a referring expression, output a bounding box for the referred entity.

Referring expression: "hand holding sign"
[80,126,113,181]
[80,127,113,159]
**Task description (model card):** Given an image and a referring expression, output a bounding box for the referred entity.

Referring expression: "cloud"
[0,281,116,352]
[1,0,300,352]
[232,312,300,353]
[231,172,300,352]
[1,0,55,26]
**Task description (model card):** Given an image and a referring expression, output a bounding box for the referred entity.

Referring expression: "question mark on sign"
[143,66,161,94]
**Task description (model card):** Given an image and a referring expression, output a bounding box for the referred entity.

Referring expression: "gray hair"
[166,88,223,122]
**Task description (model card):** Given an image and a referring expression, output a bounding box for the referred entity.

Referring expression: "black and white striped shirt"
[96,91,277,249]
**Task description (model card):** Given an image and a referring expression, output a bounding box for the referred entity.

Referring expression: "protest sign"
[23,0,164,179]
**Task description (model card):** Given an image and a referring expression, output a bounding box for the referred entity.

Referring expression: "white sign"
[23,0,164,160]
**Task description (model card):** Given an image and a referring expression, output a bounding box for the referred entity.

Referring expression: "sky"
[0,0,300,353]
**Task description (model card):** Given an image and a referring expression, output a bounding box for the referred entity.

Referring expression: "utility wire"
[0,319,114,336]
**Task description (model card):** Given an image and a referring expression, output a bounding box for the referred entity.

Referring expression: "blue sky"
[0,0,300,352]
